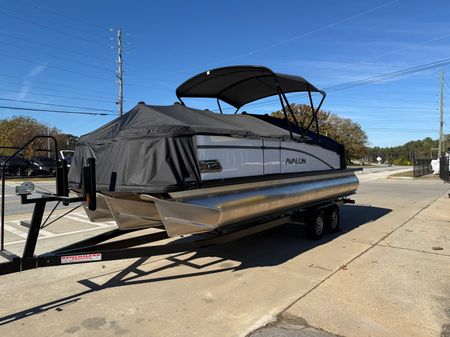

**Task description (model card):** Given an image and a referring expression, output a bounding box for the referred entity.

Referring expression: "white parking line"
[3,221,56,238]
[4,226,114,247]
[65,213,114,228]
[5,182,19,187]
[37,227,56,237]
[4,224,28,239]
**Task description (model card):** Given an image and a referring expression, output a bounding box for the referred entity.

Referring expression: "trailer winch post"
[0,150,96,274]
[1,135,59,252]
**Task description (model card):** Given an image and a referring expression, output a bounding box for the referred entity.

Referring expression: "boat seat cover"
[68,136,201,193]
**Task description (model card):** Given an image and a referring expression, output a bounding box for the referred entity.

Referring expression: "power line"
[366,127,439,131]
[218,56,450,112]
[1,41,114,73]
[328,104,436,111]
[237,0,401,57]
[365,129,439,134]
[0,52,113,82]
[9,0,109,32]
[325,58,450,92]
[0,98,115,112]
[0,76,119,101]
[132,0,400,80]
[0,74,115,100]
[0,105,118,116]
[0,31,112,63]
[0,88,117,103]
[362,32,450,62]
[0,6,106,45]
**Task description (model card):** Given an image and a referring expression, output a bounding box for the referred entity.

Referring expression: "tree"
[366,136,447,165]
[271,104,368,161]
[0,116,78,157]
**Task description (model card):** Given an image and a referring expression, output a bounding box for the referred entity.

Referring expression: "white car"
[431,156,450,174]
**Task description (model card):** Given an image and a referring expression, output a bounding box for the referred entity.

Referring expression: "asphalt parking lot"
[0,168,449,337]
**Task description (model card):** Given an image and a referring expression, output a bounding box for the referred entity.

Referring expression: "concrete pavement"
[253,176,450,337]
[0,170,448,337]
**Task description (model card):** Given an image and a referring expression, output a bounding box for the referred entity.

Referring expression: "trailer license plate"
[61,253,102,264]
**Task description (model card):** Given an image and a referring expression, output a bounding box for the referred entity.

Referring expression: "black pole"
[276,86,293,139]
[22,200,46,259]
[217,99,223,114]
[306,86,320,136]
[305,88,326,143]
[280,91,305,139]
[1,162,5,251]
[177,96,185,106]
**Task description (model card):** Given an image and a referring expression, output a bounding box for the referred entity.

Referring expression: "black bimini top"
[176,65,325,109]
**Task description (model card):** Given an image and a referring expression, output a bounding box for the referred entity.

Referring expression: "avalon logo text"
[285,158,307,165]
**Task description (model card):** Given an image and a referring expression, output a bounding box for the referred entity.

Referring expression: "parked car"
[0,155,31,176]
[29,156,57,176]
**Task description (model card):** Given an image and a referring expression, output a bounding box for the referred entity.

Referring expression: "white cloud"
[16,63,48,100]
[17,80,31,100]
[27,63,48,77]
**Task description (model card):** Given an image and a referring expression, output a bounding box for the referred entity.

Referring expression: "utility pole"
[117,28,123,116]
[47,126,50,158]
[439,68,444,156]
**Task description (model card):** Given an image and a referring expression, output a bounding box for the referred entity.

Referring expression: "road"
[0,166,409,216]
[0,168,448,337]
[353,165,409,174]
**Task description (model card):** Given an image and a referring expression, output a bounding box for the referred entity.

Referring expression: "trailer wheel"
[307,211,325,240]
[325,206,340,233]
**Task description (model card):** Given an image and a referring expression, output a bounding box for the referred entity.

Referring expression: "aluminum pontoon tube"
[142,170,359,237]
[102,194,162,230]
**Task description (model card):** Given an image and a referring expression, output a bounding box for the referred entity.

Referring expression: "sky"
[0,0,449,147]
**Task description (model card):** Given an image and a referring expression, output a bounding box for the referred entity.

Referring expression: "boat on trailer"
[68,66,359,237]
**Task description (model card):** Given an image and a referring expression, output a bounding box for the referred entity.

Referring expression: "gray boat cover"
[69,103,293,192]
[68,102,341,192]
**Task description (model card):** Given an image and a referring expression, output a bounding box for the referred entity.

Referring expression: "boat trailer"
[0,136,354,276]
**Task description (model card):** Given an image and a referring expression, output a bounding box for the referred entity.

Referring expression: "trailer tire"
[307,211,325,240]
[325,206,340,233]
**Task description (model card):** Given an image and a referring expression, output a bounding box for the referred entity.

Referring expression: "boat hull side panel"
[197,136,264,180]
[196,135,341,181]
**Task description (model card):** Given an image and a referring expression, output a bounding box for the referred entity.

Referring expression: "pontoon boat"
[68,66,359,236]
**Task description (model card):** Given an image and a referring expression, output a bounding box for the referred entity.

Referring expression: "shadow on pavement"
[0,204,391,325]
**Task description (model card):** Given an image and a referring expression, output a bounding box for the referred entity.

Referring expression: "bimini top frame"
[176,65,326,140]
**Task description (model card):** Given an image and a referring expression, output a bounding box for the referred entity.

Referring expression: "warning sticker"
[61,253,102,264]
